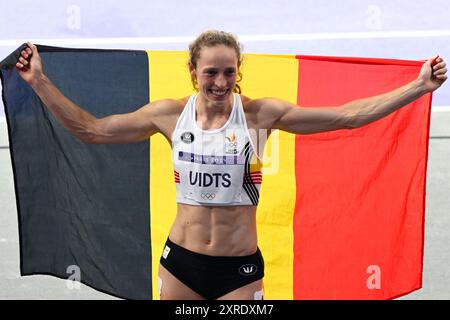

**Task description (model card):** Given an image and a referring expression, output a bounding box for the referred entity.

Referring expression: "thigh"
[158,264,205,300]
[216,279,264,300]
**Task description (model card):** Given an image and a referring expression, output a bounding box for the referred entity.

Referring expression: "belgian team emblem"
[225,131,238,154]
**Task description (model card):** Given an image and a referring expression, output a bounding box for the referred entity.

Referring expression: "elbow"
[340,107,361,130]
[75,118,102,144]
[344,121,360,130]
[73,130,99,144]
[77,133,98,144]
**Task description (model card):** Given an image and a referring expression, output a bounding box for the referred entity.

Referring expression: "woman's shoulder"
[240,94,256,109]
[240,95,264,113]
[150,96,190,115]
[240,94,252,104]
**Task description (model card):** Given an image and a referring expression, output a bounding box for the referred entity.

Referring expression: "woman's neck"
[195,93,234,130]
[195,92,233,121]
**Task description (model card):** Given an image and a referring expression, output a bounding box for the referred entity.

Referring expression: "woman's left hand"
[418,56,447,93]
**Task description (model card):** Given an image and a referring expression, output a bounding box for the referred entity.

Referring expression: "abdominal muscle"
[168,203,258,257]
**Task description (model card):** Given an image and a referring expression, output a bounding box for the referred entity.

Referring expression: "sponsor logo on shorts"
[239,264,258,276]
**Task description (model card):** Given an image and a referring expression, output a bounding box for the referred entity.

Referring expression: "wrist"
[29,72,48,88]
[411,78,428,96]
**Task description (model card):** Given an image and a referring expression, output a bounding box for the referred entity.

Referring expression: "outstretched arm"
[254,56,447,134]
[16,43,170,144]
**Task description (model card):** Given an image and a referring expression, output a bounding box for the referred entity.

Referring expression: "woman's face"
[191,44,239,106]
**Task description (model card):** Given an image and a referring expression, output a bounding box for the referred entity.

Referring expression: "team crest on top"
[225,131,238,154]
[181,132,194,143]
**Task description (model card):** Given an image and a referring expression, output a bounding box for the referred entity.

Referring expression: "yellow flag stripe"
[240,54,298,299]
[147,51,193,300]
[148,51,298,300]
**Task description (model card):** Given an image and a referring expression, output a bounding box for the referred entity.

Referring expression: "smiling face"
[190,44,239,107]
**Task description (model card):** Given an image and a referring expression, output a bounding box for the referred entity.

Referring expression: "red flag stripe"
[293,56,431,299]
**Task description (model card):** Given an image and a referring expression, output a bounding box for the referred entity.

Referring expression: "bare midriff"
[168,203,258,257]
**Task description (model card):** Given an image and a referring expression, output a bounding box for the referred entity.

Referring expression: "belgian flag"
[0,45,432,299]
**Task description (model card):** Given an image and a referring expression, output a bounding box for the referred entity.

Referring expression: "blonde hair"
[188,30,243,93]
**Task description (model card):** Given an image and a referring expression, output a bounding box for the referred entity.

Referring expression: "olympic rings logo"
[201,192,216,200]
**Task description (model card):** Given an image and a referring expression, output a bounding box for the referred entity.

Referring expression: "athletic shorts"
[160,238,264,300]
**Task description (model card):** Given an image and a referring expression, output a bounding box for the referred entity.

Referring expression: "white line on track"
[2,29,450,47]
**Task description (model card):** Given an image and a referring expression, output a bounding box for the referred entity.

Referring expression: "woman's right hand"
[16,42,44,85]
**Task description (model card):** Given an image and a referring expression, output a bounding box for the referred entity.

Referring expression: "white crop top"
[171,93,262,206]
